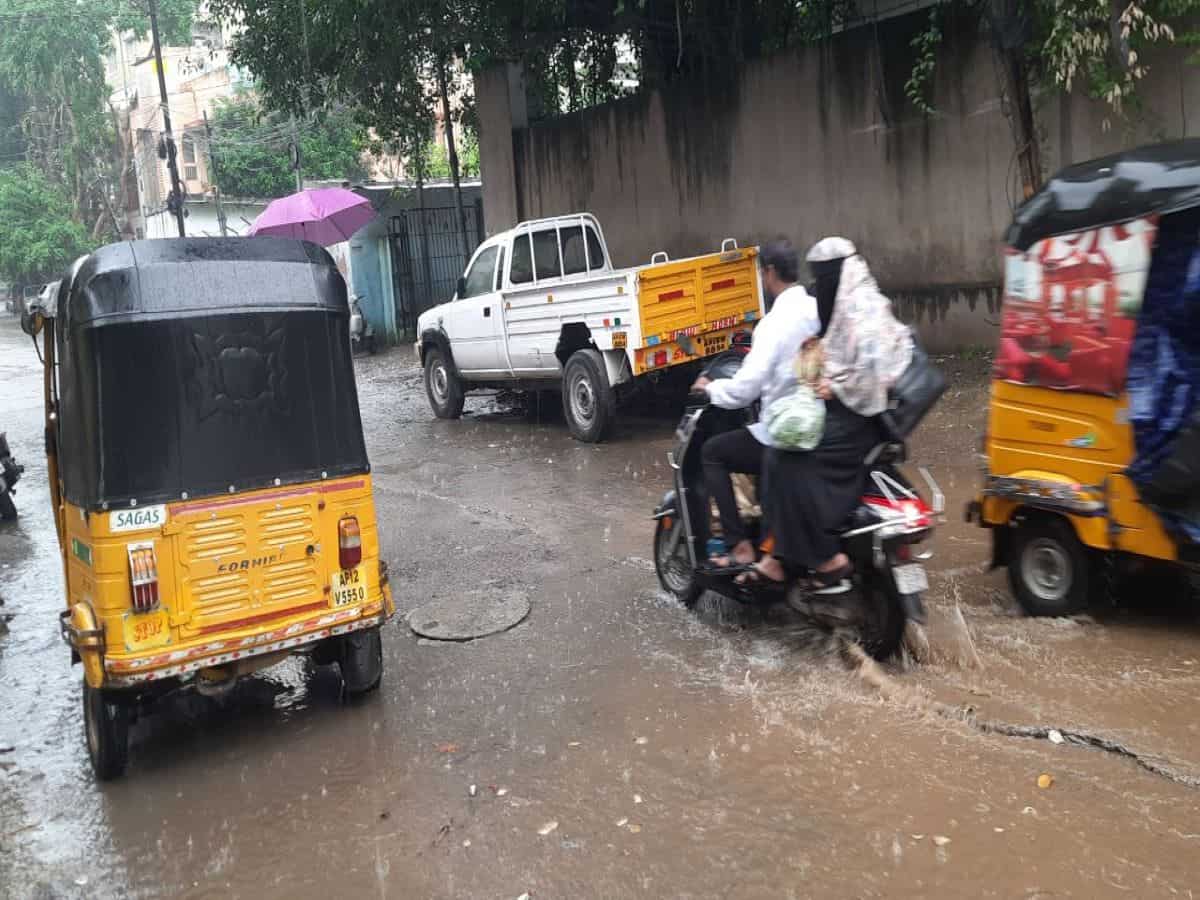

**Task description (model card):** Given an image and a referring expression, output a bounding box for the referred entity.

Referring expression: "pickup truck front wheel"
[563,349,616,442]
[425,347,465,419]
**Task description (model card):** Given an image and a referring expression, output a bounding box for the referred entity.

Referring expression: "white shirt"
[704,284,819,446]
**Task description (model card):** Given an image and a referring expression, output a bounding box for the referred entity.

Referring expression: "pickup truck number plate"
[893,564,929,595]
[331,565,367,607]
[612,331,627,349]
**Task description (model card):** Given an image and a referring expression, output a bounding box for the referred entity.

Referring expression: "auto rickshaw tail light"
[338,516,362,569]
[127,542,160,613]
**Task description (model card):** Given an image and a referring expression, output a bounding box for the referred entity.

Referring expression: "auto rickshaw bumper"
[60,603,106,689]
[62,598,395,690]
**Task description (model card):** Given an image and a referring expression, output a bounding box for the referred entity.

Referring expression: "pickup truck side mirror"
[455,276,467,299]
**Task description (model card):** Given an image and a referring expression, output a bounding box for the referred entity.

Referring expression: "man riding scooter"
[691,238,818,570]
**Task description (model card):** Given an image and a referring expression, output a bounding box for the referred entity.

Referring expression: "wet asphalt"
[2,315,1200,899]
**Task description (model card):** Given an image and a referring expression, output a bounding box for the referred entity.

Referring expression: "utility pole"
[436,55,470,260]
[203,111,229,237]
[292,0,309,194]
[148,0,186,237]
[290,115,303,192]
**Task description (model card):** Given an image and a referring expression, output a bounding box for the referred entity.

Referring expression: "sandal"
[734,561,789,589]
[701,548,758,572]
[701,561,756,579]
[799,562,853,595]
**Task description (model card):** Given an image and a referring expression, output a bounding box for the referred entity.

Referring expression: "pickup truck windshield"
[463,246,498,297]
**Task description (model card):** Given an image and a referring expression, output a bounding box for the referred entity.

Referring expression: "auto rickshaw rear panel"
[975,140,1200,613]
[30,237,394,777]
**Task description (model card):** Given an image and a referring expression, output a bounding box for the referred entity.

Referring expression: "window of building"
[182,136,198,182]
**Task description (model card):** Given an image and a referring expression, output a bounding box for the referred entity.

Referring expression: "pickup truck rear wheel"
[563,349,616,442]
[425,347,465,419]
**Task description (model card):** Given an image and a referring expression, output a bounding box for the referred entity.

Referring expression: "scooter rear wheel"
[858,572,907,661]
[654,517,702,608]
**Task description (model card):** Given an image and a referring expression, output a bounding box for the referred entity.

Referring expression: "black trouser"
[701,426,764,548]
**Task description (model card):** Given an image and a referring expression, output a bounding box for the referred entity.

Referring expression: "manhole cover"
[408,588,530,641]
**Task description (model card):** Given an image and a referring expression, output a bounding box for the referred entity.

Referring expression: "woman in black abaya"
[748,238,913,590]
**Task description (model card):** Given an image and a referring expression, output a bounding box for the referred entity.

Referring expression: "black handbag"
[879,335,947,441]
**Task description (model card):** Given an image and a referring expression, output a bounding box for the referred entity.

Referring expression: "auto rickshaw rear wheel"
[1009,516,1092,617]
[83,682,130,780]
[340,627,383,697]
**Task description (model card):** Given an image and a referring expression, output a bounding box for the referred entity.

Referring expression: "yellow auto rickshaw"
[22,237,395,779]
[969,140,1200,616]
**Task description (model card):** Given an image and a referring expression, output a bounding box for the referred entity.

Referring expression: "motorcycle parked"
[349,294,377,355]
[652,347,945,660]
[0,432,23,521]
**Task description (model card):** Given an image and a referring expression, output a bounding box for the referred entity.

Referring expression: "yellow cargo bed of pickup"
[632,245,762,375]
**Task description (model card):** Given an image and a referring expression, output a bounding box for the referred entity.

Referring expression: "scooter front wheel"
[654,516,702,608]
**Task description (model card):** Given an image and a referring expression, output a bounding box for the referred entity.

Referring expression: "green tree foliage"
[905,0,1200,118]
[210,0,1200,205]
[0,0,199,236]
[0,164,92,285]
[425,129,480,180]
[900,0,1200,193]
[208,95,368,198]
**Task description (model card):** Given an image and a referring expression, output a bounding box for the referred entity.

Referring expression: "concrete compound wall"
[477,12,1200,351]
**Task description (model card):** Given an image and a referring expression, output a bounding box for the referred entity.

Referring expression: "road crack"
[845,642,1200,789]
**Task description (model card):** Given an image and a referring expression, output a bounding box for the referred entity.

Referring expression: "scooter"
[0,432,23,521]
[651,349,944,660]
[349,294,377,355]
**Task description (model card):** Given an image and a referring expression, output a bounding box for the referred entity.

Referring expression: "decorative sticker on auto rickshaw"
[997,216,1158,396]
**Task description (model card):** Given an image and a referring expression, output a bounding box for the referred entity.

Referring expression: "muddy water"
[2,319,1200,898]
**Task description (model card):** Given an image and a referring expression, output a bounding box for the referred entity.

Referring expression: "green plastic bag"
[765,384,825,450]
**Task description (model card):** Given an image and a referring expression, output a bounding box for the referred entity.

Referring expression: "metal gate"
[389,200,484,337]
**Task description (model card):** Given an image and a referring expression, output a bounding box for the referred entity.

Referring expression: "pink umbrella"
[249,187,376,246]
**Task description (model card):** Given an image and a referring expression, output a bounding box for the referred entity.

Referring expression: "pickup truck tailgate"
[637,247,759,345]
[634,247,761,369]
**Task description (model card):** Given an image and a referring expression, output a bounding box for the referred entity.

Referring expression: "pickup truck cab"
[416,213,763,442]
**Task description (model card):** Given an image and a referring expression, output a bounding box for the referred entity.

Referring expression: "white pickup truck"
[415,213,764,442]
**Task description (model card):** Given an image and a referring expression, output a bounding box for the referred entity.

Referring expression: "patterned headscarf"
[808,241,913,417]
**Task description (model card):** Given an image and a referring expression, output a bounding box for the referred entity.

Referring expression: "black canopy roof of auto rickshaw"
[60,237,347,327]
[1006,139,1200,251]
[52,236,368,510]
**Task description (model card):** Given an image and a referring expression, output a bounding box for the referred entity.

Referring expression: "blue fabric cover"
[1127,209,1200,541]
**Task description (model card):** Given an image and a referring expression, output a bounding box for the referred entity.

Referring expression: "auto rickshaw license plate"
[893,564,929,595]
[122,608,171,652]
[331,565,367,607]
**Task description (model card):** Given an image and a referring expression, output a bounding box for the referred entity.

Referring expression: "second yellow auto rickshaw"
[970,140,1200,615]
[23,237,395,779]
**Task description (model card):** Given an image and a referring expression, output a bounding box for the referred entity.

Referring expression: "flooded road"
[3,315,1200,899]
